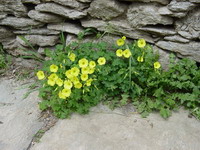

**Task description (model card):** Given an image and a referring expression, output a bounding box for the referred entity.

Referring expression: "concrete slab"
[0,78,43,150]
[31,104,200,150]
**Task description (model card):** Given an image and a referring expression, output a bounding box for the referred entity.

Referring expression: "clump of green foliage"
[36,36,200,119]
[0,44,6,69]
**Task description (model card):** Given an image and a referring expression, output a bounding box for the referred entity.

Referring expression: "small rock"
[21,0,41,4]
[0,13,7,19]
[16,35,59,47]
[127,3,173,28]
[88,0,127,20]
[35,3,87,20]
[41,0,88,10]
[139,27,176,36]
[28,10,64,23]
[164,35,190,43]
[0,27,15,43]
[47,22,84,35]
[13,28,60,35]
[168,0,196,12]
[158,7,187,18]
[156,41,200,62]
[189,0,200,3]
[77,0,92,2]
[0,17,44,29]
[0,0,27,17]
[118,0,170,5]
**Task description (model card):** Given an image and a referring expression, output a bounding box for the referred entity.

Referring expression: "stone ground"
[0,77,200,150]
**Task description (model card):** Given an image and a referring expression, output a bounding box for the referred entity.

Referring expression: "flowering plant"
[36,36,200,119]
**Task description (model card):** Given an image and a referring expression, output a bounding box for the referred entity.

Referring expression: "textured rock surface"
[0,17,44,29]
[156,41,200,62]
[164,35,190,43]
[0,78,43,150]
[139,27,176,36]
[158,7,187,18]
[81,18,154,43]
[21,0,41,4]
[127,3,173,28]
[30,104,200,150]
[35,3,87,19]
[17,35,59,47]
[175,7,200,40]
[0,27,15,42]
[88,0,126,20]
[41,0,88,10]
[118,0,170,5]
[0,0,27,17]
[28,10,64,23]
[168,0,196,12]
[14,28,60,35]
[47,22,84,35]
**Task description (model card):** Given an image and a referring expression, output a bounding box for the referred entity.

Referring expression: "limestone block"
[28,10,64,23]
[88,0,127,20]
[35,3,87,20]
[127,3,173,28]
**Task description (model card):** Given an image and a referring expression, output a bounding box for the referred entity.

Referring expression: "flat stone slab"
[0,78,43,150]
[31,104,200,150]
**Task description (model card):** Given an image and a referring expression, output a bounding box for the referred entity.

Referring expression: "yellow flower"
[56,78,63,87]
[86,79,93,86]
[48,73,58,81]
[71,67,80,77]
[58,91,66,99]
[154,62,161,69]
[123,49,132,58]
[68,53,76,62]
[81,74,88,81]
[122,36,126,40]
[36,71,45,80]
[50,64,58,73]
[62,89,71,97]
[116,38,125,46]
[65,70,73,79]
[79,58,88,68]
[97,57,106,65]
[137,56,144,62]
[81,67,90,74]
[89,68,95,74]
[70,76,79,84]
[47,78,56,86]
[64,80,73,89]
[89,61,96,68]
[74,82,82,89]
[116,49,123,57]
[137,39,146,48]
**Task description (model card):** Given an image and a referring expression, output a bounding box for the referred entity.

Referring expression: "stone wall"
[0,0,200,63]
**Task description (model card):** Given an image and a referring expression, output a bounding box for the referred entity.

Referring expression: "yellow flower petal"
[123,49,132,58]
[62,89,71,97]
[79,58,88,68]
[154,62,161,69]
[47,78,56,86]
[50,64,58,73]
[89,61,96,68]
[116,49,123,57]
[97,57,106,65]
[116,38,125,46]
[56,78,63,87]
[71,67,80,77]
[68,53,76,62]
[137,39,146,48]
[74,82,82,89]
[59,91,66,99]
[36,71,45,80]
[81,74,88,81]
[64,80,73,89]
